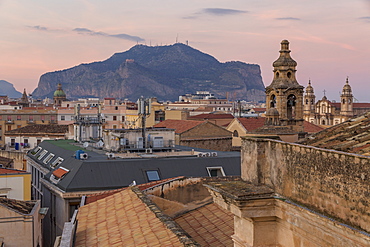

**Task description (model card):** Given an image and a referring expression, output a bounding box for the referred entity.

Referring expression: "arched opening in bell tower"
[287,94,296,119]
[270,94,276,108]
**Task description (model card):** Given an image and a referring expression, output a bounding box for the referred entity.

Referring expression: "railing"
[120,139,175,150]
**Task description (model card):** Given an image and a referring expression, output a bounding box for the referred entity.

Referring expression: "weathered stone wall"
[180,137,232,151]
[241,137,370,233]
[0,150,26,170]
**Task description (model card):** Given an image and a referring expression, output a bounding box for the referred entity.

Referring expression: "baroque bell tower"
[303,80,316,121]
[265,40,304,132]
[340,77,354,117]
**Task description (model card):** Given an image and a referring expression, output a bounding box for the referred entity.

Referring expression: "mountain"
[0,80,22,98]
[32,43,266,102]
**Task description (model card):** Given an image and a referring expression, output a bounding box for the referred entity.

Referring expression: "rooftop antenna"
[323,89,326,97]
[176,33,178,43]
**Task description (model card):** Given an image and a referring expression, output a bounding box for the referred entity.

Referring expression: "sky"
[0,0,370,102]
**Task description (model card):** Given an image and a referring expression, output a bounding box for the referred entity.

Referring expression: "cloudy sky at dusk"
[0,0,369,101]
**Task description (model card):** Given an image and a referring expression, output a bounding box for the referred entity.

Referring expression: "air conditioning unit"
[211,152,218,157]
[106,153,115,159]
[80,153,88,160]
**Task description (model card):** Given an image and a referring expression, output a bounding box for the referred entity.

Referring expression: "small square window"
[146,170,160,182]
[206,167,225,177]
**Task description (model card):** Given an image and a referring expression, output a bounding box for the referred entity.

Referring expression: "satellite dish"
[83,142,89,148]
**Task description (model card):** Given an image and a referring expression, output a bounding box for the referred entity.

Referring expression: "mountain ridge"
[0,80,22,98]
[32,43,266,102]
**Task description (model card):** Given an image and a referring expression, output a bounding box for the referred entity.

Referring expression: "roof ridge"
[131,186,200,246]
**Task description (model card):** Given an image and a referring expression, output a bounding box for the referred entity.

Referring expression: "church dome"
[305,81,314,93]
[272,40,297,67]
[266,108,280,117]
[341,77,353,96]
[54,83,66,97]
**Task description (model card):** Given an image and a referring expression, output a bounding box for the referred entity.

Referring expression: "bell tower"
[340,77,353,117]
[265,40,304,132]
[303,80,316,121]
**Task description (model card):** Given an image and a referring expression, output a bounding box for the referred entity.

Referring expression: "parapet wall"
[241,137,370,233]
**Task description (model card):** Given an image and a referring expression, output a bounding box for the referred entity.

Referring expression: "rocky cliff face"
[32,43,266,102]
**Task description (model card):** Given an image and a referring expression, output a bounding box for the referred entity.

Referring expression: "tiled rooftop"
[0,198,35,215]
[0,157,13,167]
[154,119,205,134]
[0,168,28,175]
[75,187,198,247]
[5,124,68,134]
[85,176,186,204]
[237,117,265,131]
[174,203,234,247]
[299,112,370,155]
[303,121,324,133]
[188,113,234,120]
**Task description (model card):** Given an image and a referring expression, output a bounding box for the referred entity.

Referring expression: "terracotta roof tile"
[252,108,266,112]
[0,198,36,215]
[85,177,186,204]
[5,124,68,134]
[153,119,204,134]
[300,112,370,155]
[237,117,265,131]
[174,203,234,247]
[0,168,28,175]
[188,114,234,120]
[303,121,324,133]
[76,187,197,246]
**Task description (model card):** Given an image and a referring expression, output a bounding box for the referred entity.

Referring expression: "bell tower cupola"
[265,40,304,132]
[304,80,316,116]
[340,77,353,117]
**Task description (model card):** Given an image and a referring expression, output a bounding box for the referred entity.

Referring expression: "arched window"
[270,94,276,108]
[342,99,345,104]
[305,99,308,104]
[322,120,326,125]
[233,130,239,137]
[287,72,292,78]
[287,94,296,119]
[276,72,279,78]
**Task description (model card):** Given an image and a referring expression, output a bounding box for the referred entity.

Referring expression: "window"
[51,157,64,168]
[61,116,65,121]
[43,153,55,164]
[7,125,11,131]
[17,115,21,120]
[122,116,125,122]
[37,150,48,160]
[233,130,239,137]
[29,115,33,122]
[113,116,117,121]
[115,106,118,110]
[113,125,117,129]
[146,170,160,182]
[206,167,225,177]
[31,146,42,155]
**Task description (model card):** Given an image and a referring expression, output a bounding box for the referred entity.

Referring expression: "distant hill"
[0,80,22,98]
[32,43,266,102]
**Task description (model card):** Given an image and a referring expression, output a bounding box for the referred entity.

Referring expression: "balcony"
[5,120,14,124]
